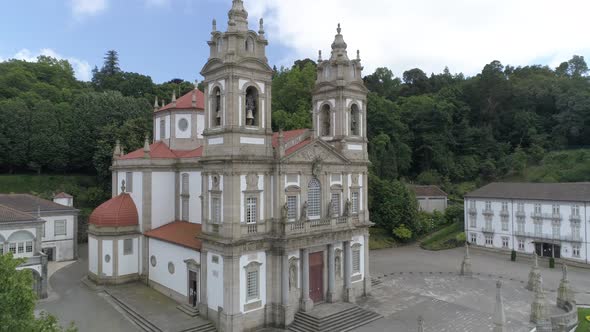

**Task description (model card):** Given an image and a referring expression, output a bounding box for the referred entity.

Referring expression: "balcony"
[531,212,561,221]
[513,230,582,242]
[482,208,494,216]
[499,209,510,217]
[282,215,357,236]
[515,210,526,217]
[569,214,581,222]
[481,225,494,234]
[468,207,477,215]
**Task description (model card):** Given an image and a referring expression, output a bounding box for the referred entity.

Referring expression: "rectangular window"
[352,248,361,273]
[469,215,477,228]
[534,204,542,214]
[517,203,524,212]
[331,193,340,216]
[246,197,257,224]
[485,217,492,230]
[502,237,509,249]
[211,197,221,223]
[246,270,259,300]
[125,172,133,192]
[25,241,33,253]
[552,223,560,238]
[572,245,580,258]
[552,204,560,215]
[470,233,477,244]
[18,242,24,254]
[572,223,581,240]
[517,217,525,233]
[485,201,492,210]
[534,222,542,235]
[181,174,189,194]
[54,220,67,236]
[287,195,297,220]
[485,235,493,246]
[9,243,16,254]
[518,239,525,251]
[501,202,508,211]
[159,119,165,140]
[469,200,476,209]
[572,204,580,217]
[351,191,359,214]
[123,239,133,255]
[501,217,509,231]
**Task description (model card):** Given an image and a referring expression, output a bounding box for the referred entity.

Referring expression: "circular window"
[104,254,111,263]
[150,255,157,267]
[178,118,189,132]
[168,262,175,274]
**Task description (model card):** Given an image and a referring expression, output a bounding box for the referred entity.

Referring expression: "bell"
[246,108,254,120]
[216,110,221,119]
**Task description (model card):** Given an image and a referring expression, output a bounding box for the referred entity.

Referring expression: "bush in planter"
[549,257,555,268]
[511,250,516,261]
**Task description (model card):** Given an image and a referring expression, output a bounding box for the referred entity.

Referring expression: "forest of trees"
[0,50,589,241]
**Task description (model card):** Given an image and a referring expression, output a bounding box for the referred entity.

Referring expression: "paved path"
[36,244,140,332]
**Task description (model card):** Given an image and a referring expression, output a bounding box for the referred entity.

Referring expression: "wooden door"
[309,251,324,303]
[188,270,198,306]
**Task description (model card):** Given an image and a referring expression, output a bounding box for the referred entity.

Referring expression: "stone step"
[105,291,162,332]
[176,304,200,317]
[289,306,382,332]
[178,322,217,332]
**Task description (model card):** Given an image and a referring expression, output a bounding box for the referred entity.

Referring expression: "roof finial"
[143,135,150,159]
[337,23,341,34]
[259,18,265,35]
[153,96,159,111]
[212,19,217,32]
[37,205,41,217]
[121,179,126,194]
[172,90,177,107]
[357,49,360,61]
[161,99,165,108]
[113,140,122,158]
[318,50,322,62]
[191,88,197,108]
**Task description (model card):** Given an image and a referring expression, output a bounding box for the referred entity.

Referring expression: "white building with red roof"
[88,1,373,331]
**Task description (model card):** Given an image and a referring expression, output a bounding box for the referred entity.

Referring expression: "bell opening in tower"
[245,86,259,127]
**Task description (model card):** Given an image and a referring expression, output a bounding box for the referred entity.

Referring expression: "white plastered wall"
[88,236,98,274]
[207,251,224,311]
[151,172,175,229]
[175,114,192,139]
[117,171,143,231]
[155,115,171,140]
[102,239,113,277]
[118,238,139,276]
[148,239,200,297]
[41,214,75,261]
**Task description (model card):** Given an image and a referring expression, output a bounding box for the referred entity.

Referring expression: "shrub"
[393,224,413,242]
[455,232,466,243]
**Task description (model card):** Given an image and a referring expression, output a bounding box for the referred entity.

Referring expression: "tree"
[0,253,76,331]
[102,50,121,76]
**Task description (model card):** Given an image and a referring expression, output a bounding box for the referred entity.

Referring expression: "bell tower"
[312,24,368,160]
[200,0,274,160]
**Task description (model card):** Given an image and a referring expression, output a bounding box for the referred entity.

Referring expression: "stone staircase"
[177,304,200,317]
[178,322,217,332]
[288,305,382,332]
[105,290,162,332]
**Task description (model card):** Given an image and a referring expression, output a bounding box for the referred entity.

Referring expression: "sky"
[1,0,589,83]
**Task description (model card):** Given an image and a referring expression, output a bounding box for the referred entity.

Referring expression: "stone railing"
[482,208,494,216]
[513,230,582,242]
[241,221,268,236]
[532,212,561,221]
[467,207,477,215]
[515,210,526,217]
[481,226,494,233]
[550,301,578,331]
[499,209,510,217]
[282,215,355,236]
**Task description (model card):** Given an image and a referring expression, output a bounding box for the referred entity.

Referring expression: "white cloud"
[70,0,108,18]
[144,0,171,7]
[11,48,92,81]
[247,0,590,77]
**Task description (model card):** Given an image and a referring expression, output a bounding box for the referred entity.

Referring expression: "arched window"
[212,87,222,127]
[216,38,223,54]
[307,178,321,219]
[319,104,331,137]
[245,86,259,126]
[245,37,255,53]
[350,104,360,136]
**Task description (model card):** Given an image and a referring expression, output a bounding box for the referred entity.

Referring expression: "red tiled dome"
[89,193,138,227]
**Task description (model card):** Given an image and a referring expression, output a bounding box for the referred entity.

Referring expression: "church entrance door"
[309,251,324,303]
[188,270,198,307]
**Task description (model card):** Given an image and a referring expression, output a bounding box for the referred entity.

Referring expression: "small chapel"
[87,1,372,330]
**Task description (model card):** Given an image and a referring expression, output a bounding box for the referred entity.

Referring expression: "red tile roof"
[285,138,312,156]
[145,221,202,250]
[271,129,308,148]
[119,142,203,160]
[89,193,138,227]
[158,89,204,112]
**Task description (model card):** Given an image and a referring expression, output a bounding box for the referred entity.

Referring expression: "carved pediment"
[283,139,350,164]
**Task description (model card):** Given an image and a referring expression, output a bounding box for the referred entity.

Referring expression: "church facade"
[87,1,372,330]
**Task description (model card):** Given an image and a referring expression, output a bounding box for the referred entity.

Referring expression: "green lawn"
[369,227,398,250]
[420,222,464,251]
[0,174,97,194]
[578,307,590,332]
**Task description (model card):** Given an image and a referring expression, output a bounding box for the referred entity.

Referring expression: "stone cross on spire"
[557,264,574,308]
[527,252,541,291]
[493,281,506,332]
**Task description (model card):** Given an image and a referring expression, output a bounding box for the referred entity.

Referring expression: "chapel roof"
[144,221,202,250]
[0,194,77,214]
[89,193,139,227]
[118,142,203,160]
[157,89,205,112]
[409,185,448,197]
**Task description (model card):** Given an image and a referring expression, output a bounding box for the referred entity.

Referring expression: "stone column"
[281,252,289,306]
[526,253,541,291]
[363,233,371,296]
[327,244,335,302]
[300,248,313,311]
[557,264,574,309]
[199,249,209,317]
[493,281,506,332]
[460,242,472,277]
[343,241,354,302]
[530,273,548,325]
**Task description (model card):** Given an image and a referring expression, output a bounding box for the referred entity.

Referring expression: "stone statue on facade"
[301,201,308,220]
[281,201,289,220]
[344,198,351,217]
[327,200,333,218]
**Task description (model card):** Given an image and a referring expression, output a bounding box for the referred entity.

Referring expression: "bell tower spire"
[228,0,248,32]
